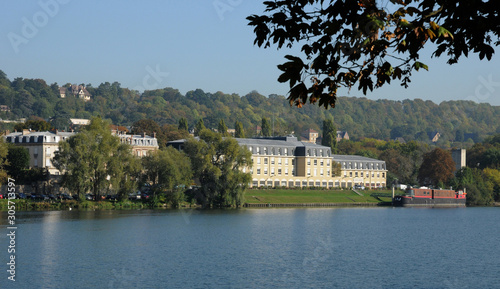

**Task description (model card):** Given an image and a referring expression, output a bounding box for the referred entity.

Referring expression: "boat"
[393,187,466,207]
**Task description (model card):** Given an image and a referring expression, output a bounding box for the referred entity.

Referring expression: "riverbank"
[0,189,396,211]
[244,188,394,206]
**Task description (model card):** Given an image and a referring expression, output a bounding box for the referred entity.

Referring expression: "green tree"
[218,119,229,137]
[6,146,29,182]
[261,117,271,137]
[14,118,53,132]
[184,129,252,208]
[142,147,192,207]
[248,1,499,108]
[0,138,9,184]
[321,118,337,153]
[235,121,245,138]
[194,119,205,136]
[452,167,494,206]
[417,148,455,186]
[178,117,188,131]
[53,117,140,200]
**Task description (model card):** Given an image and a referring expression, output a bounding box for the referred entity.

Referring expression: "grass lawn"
[244,188,393,204]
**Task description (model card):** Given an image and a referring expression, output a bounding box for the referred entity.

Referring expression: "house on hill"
[336,131,349,142]
[301,128,319,143]
[59,85,91,101]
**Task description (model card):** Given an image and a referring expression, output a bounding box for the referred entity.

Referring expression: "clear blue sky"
[1,0,499,106]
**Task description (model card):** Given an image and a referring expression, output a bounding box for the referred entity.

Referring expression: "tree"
[261,117,271,137]
[194,119,205,136]
[141,147,192,207]
[217,119,229,137]
[53,117,140,200]
[184,129,252,208]
[6,145,29,182]
[451,167,494,206]
[14,118,53,132]
[417,148,455,186]
[178,117,188,131]
[321,118,337,153]
[235,121,245,138]
[131,119,167,148]
[248,1,499,108]
[0,138,9,184]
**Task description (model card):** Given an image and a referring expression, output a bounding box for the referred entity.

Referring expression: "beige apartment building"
[4,130,159,175]
[4,130,75,175]
[237,136,387,189]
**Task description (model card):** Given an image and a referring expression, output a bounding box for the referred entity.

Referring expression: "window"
[382,172,385,178]
[271,168,275,175]
[285,168,288,175]
[327,170,330,176]
[307,168,311,176]
[256,147,260,153]
[327,160,330,166]
[307,160,311,165]
[320,168,324,176]
[271,157,275,165]
[314,168,317,176]
[263,147,267,154]
[349,172,353,177]
[264,168,268,175]
[257,158,261,164]
[355,172,358,177]
[314,160,317,165]
[284,148,288,154]
[361,172,364,177]
[320,160,324,166]
[257,169,261,175]
[285,159,288,165]
[248,146,252,152]
[278,158,282,165]
[278,169,282,175]
[264,158,268,164]
[292,159,295,165]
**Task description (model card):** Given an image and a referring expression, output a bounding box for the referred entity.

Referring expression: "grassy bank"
[0,199,150,211]
[244,188,394,204]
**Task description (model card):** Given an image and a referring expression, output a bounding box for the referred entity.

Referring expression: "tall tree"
[321,118,337,153]
[184,129,252,208]
[0,138,9,184]
[218,119,229,137]
[194,119,205,136]
[248,1,499,108]
[178,117,188,131]
[235,121,245,138]
[53,117,140,200]
[6,145,29,182]
[142,147,192,207]
[417,148,455,186]
[261,117,271,137]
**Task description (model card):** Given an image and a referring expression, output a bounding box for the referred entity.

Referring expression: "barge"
[393,188,466,207]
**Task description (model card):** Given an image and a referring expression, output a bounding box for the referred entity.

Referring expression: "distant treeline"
[1,70,499,147]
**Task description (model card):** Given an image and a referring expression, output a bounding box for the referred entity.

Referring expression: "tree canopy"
[248,0,500,108]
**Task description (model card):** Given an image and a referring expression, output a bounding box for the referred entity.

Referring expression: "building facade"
[168,136,387,189]
[4,130,75,175]
[4,130,159,175]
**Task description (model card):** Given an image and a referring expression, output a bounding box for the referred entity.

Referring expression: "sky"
[1,0,499,106]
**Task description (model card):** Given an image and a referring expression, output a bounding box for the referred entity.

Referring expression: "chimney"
[153,132,156,139]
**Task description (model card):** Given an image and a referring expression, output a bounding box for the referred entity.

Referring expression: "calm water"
[1,207,499,289]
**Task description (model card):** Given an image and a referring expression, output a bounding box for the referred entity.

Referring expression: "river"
[1,207,499,288]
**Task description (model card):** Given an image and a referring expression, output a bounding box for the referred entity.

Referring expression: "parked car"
[59,193,73,200]
[106,195,117,201]
[85,194,95,201]
[48,194,57,200]
[354,185,365,190]
[16,193,27,199]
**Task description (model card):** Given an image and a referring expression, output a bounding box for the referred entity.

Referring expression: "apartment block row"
[169,136,387,189]
[3,130,159,175]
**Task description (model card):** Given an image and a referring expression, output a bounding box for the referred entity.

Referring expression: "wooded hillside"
[1,70,498,147]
